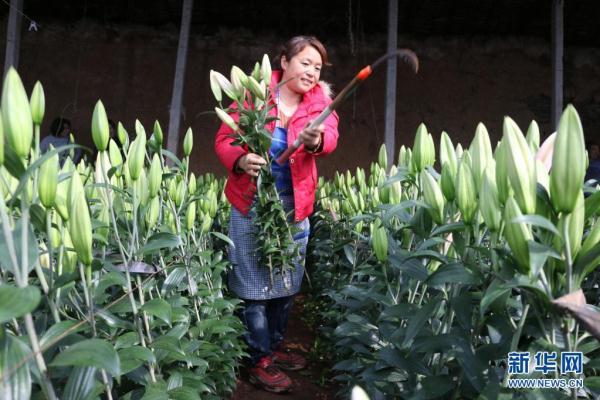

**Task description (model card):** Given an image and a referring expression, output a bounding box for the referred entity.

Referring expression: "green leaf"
[2,145,25,180]
[584,376,600,392]
[210,232,234,248]
[480,280,511,317]
[142,298,172,325]
[50,338,120,377]
[411,375,454,399]
[62,367,103,400]
[0,218,39,274]
[118,346,156,375]
[0,285,41,323]
[139,232,182,255]
[96,309,135,330]
[574,241,600,282]
[584,190,600,219]
[389,254,428,281]
[528,241,561,280]
[431,221,467,236]
[160,149,184,169]
[168,387,201,400]
[40,320,85,349]
[0,332,32,400]
[401,301,437,349]
[427,263,479,285]
[513,214,560,235]
[161,267,186,294]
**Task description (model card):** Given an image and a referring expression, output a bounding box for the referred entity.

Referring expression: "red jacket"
[214,70,339,222]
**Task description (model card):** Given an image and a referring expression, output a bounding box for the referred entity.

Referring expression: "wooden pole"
[167,0,194,156]
[384,0,398,168]
[4,0,23,76]
[551,0,564,130]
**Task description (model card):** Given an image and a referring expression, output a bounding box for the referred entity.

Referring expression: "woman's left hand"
[299,122,324,151]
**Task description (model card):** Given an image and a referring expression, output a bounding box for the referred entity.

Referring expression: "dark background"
[2,0,599,176]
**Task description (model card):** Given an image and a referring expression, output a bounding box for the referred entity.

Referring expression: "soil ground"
[231,295,338,400]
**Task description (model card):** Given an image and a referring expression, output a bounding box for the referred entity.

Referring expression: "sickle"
[275,48,419,165]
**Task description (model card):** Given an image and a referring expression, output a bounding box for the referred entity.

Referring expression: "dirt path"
[231,295,338,400]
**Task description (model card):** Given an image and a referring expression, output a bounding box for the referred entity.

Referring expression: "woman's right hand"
[236,153,267,177]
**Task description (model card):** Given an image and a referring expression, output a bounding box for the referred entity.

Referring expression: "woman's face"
[281,45,322,94]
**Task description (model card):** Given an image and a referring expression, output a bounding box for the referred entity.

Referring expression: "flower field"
[0,65,599,399]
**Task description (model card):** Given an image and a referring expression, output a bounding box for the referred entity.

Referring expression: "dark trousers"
[239,295,294,366]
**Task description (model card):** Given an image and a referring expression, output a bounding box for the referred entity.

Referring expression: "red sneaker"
[248,355,293,393]
[272,349,307,371]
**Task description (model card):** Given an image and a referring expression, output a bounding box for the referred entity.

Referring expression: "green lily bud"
[188,173,196,195]
[440,163,455,202]
[495,138,513,205]
[108,139,123,177]
[146,196,160,230]
[480,163,502,232]
[186,201,196,231]
[153,120,163,145]
[378,143,388,171]
[554,190,584,259]
[261,54,272,84]
[38,147,59,208]
[421,170,445,225]
[91,100,110,152]
[117,122,129,148]
[412,123,435,172]
[62,229,78,273]
[504,196,533,273]
[200,212,213,234]
[30,81,45,126]
[526,120,540,153]
[68,172,93,265]
[455,157,477,224]
[469,122,493,192]
[503,117,537,215]
[230,66,246,96]
[148,154,162,198]
[215,108,238,131]
[212,70,237,101]
[397,145,408,168]
[455,143,464,159]
[247,76,265,100]
[49,211,62,248]
[134,169,149,208]
[127,123,147,181]
[209,190,218,218]
[252,62,261,81]
[439,131,457,178]
[209,70,223,102]
[550,105,586,214]
[370,219,388,263]
[389,166,402,204]
[1,68,33,158]
[183,127,193,157]
[68,169,84,212]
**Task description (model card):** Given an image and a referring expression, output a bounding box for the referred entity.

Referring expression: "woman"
[214,35,339,393]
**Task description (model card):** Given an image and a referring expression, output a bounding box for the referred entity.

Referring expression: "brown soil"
[230,295,338,400]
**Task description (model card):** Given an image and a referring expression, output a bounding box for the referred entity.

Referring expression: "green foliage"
[0,70,245,399]
[306,116,600,398]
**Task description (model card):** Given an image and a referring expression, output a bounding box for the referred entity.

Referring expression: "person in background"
[40,117,82,165]
[40,117,71,153]
[586,140,600,183]
[214,35,339,393]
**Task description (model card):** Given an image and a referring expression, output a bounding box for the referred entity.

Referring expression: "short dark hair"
[50,117,71,136]
[279,35,331,67]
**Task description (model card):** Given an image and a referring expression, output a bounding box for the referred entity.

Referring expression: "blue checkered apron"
[227,195,309,300]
